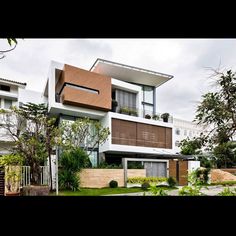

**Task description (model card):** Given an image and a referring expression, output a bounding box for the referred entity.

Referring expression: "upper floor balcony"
[111,103,173,124]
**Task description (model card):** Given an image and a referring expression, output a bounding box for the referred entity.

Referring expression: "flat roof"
[90,58,173,88]
[0,77,27,86]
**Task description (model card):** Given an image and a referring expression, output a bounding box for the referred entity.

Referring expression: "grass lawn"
[51,186,177,196]
[54,187,144,196]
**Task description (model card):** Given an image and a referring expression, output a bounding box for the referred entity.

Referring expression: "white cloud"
[1,38,236,121]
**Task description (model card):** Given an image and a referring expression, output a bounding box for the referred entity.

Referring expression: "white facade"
[0,78,43,155]
[173,117,207,153]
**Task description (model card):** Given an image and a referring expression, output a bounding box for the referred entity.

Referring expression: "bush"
[109,180,118,188]
[218,187,236,196]
[145,114,151,119]
[141,182,150,190]
[127,176,167,184]
[195,167,210,184]
[58,148,91,191]
[167,176,177,187]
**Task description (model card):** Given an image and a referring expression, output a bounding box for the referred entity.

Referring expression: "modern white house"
[42,58,201,184]
[0,59,201,187]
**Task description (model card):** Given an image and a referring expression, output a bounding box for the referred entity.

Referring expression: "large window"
[143,86,154,104]
[4,99,12,109]
[142,85,154,116]
[0,85,10,92]
[116,89,136,110]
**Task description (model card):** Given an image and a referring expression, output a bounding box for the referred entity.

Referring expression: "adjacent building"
[0,78,44,155]
[173,118,207,153]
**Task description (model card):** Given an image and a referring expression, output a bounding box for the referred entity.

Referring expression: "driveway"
[105,185,236,196]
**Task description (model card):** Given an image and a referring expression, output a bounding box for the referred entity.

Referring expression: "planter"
[22,185,50,196]
[162,118,169,122]
[5,192,21,196]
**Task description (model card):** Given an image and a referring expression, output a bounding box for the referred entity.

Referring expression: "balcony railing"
[112,106,173,123]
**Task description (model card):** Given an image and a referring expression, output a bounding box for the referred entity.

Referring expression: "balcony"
[111,105,173,123]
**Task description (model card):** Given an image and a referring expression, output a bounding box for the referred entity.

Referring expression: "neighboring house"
[0,78,26,155]
[0,78,44,155]
[43,59,199,183]
[173,118,207,153]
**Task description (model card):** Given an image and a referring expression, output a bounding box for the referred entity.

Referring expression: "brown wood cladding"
[179,161,188,185]
[56,64,111,111]
[169,160,188,186]
[169,160,177,179]
[112,118,172,149]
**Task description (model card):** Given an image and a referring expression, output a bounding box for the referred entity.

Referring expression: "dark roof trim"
[90,58,174,79]
[0,78,27,86]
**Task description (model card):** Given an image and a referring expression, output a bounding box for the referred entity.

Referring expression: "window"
[116,89,136,110]
[88,151,98,167]
[4,99,12,109]
[0,85,10,92]
[175,128,180,135]
[142,85,154,117]
[143,86,154,104]
[175,141,180,147]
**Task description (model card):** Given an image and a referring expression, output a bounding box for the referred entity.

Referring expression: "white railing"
[40,166,49,186]
[21,166,50,187]
[21,166,30,187]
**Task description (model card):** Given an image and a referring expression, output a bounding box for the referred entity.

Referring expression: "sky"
[1,38,236,121]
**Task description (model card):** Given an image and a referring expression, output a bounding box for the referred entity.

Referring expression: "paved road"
[105,185,236,196]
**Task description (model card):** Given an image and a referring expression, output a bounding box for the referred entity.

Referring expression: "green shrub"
[218,187,236,196]
[149,186,168,196]
[211,181,236,186]
[109,180,118,188]
[141,182,150,190]
[195,167,210,184]
[127,161,144,169]
[58,148,91,191]
[179,185,203,196]
[97,161,122,169]
[167,176,177,187]
[127,176,167,184]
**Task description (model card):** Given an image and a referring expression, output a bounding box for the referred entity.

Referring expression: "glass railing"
[112,106,173,123]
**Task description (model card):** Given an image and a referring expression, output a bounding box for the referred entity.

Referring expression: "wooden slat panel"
[112,118,172,149]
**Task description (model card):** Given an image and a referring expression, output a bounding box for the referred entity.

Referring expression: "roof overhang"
[90,58,173,87]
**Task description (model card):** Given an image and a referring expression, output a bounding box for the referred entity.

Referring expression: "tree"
[59,117,110,155]
[195,70,236,143]
[0,103,58,187]
[0,38,18,59]
[194,69,236,167]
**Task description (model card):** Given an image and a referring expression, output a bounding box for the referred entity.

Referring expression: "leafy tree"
[59,117,110,155]
[193,70,236,167]
[179,134,207,155]
[0,103,58,186]
[195,70,236,143]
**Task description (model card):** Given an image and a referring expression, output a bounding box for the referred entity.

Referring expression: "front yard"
[53,187,144,196]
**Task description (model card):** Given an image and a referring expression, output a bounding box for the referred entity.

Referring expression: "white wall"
[18,88,46,104]
[188,161,200,173]
[173,118,207,153]
[99,111,174,155]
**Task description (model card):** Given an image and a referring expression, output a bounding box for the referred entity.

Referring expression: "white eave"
[90,58,173,87]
